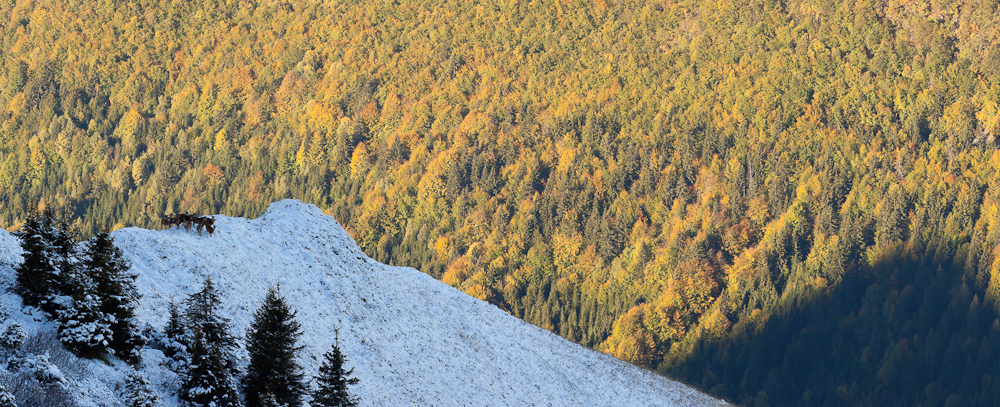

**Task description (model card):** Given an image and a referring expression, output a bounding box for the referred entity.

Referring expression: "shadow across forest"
[668,242,1000,407]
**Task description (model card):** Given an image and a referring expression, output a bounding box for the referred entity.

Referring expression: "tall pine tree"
[244,286,305,407]
[312,339,360,407]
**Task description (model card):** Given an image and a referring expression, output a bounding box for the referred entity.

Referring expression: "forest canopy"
[2,0,1000,405]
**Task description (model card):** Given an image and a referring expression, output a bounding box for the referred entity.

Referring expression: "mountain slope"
[4,1,1000,404]
[1,200,727,406]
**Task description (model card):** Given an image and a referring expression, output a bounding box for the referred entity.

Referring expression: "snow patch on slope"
[1,200,729,406]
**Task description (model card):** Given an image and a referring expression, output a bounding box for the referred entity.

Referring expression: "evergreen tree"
[258,393,281,407]
[14,208,78,316]
[123,370,161,407]
[244,287,305,407]
[13,212,51,307]
[184,278,236,355]
[50,230,144,361]
[56,292,112,358]
[0,322,26,358]
[179,278,241,406]
[0,383,15,407]
[57,253,110,357]
[163,301,189,362]
[311,340,359,407]
[180,329,241,407]
[83,232,144,362]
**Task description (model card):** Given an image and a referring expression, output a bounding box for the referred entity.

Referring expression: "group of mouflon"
[160,213,215,236]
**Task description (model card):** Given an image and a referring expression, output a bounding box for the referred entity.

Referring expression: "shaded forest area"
[2,0,1000,404]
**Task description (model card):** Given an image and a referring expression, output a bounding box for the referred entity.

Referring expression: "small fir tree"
[180,329,241,407]
[163,301,189,362]
[178,278,241,406]
[123,370,161,407]
[0,322,26,357]
[184,278,236,356]
[56,292,112,357]
[259,393,282,407]
[13,212,52,307]
[51,231,145,361]
[312,339,360,407]
[244,287,305,407]
[0,384,15,407]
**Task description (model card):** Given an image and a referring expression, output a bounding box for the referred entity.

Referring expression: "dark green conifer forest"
[2,0,1000,404]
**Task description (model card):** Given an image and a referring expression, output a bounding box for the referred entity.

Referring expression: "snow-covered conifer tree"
[57,292,112,358]
[178,278,241,405]
[163,301,189,363]
[14,208,78,316]
[184,278,236,356]
[122,370,161,407]
[83,232,144,362]
[311,340,359,407]
[0,317,25,371]
[180,329,241,407]
[0,322,25,356]
[0,384,16,407]
[244,287,305,407]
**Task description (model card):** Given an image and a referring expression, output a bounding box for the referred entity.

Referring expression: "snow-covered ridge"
[1,200,728,406]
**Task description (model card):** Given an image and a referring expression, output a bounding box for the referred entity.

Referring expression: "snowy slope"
[0,200,729,406]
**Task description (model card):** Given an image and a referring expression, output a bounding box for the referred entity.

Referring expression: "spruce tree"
[57,248,110,358]
[14,208,77,316]
[0,384,15,407]
[13,211,51,307]
[51,230,145,361]
[83,232,144,362]
[180,329,241,407]
[179,278,241,406]
[244,287,305,407]
[312,340,360,407]
[184,278,236,356]
[163,301,188,362]
[56,291,112,358]
[123,370,161,407]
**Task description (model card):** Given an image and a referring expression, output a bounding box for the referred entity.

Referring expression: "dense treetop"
[2,0,1000,405]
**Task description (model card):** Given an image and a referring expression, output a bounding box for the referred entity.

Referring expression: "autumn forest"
[2,0,1000,405]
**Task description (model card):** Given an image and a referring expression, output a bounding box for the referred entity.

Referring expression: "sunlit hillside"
[2,0,1000,405]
